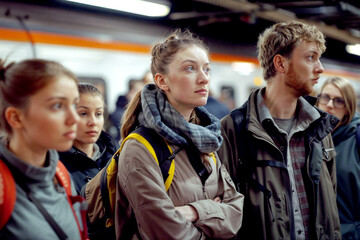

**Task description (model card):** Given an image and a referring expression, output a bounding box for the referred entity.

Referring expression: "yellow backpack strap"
[104,133,157,227]
[210,152,216,166]
[116,127,179,192]
[130,127,180,192]
[104,132,153,227]
[105,148,121,228]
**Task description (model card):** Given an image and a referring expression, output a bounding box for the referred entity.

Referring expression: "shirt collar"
[256,87,321,130]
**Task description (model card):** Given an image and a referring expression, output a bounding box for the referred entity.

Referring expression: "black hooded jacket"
[59,131,118,193]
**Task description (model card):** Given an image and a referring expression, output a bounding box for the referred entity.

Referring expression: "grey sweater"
[0,142,82,240]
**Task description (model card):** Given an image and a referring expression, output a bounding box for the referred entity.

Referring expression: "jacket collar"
[244,88,339,141]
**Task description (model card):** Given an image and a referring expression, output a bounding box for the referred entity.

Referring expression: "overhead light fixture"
[64,0,170,17]
[231,62,256,75]
[346,44,360,56]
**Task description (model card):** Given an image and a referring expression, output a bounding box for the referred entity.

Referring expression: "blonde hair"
[317,77,356,126]
[120,91,142,140]
[257,21,326,80]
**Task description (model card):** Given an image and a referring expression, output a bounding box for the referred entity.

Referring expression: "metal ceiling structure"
[1,0,360,64]
[165,0,360,64]
[168,0,360,44]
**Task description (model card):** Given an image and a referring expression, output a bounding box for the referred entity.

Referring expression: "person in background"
[218,21,341,239]
[109,79,144,143]
[141,70,154,85]
[204,91,231,119]
[317,77,360,240]
[114,29,244,239]
[0,59,86,239]
[59,82,118,193]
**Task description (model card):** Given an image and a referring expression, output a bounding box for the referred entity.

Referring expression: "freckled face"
[21,76,80,152]
[285,40,324,96]
[163,45,210,116]
[73,93,104,147]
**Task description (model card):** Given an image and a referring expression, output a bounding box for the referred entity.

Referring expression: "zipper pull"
[322,147,329,159]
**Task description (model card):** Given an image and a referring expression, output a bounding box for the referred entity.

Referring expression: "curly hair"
[257,21,326,81]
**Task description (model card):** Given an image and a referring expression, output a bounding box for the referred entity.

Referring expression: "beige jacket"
[115,138,244,240]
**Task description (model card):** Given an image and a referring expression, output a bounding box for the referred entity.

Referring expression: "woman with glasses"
[317,77,360,240]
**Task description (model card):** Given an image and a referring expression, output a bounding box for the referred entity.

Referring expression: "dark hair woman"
[0,59,87,240]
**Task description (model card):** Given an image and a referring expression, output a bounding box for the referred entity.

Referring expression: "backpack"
[0,158,88,240]
[81,126,216,240]
[230,107,272,197]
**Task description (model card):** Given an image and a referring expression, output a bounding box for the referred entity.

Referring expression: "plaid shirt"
[256,89,321,240]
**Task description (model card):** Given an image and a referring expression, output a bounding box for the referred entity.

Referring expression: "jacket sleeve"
[217,115,239,185]
[188,158,244,239]
[322,134,337,193]
[117,139,204,240]
[317,134,341,239]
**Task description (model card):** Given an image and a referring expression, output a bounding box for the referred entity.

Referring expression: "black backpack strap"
[5,161,68,240]
[356,124,360,153]
[132,126,178,183]
[184,146,210,185]
[133,127,210,185]
[230,108,283,196]
[356,124,360,150]
[230,107,251,193]
[231,106,284,224]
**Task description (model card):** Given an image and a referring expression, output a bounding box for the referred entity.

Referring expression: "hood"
[116,95,128,108]
[332,112,360,145]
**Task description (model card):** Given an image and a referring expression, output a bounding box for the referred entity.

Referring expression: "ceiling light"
[346,44,360,56]
[231,62,256,75]
[64,0,170,17]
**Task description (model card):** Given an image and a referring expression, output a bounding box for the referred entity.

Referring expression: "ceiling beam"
[195,0,360,44]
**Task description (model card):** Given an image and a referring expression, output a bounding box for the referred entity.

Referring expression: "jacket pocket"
[271,192,290,238]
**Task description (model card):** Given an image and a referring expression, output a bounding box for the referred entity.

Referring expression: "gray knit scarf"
[138,84,223,154]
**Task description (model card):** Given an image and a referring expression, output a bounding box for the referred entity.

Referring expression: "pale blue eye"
[186,66,195,72]
[52,103,62,110]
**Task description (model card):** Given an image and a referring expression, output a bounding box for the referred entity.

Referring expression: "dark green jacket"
[333,112,360,240]
[218,90,341,240]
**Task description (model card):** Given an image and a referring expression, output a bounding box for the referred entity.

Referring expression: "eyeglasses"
[317,94,345,109]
